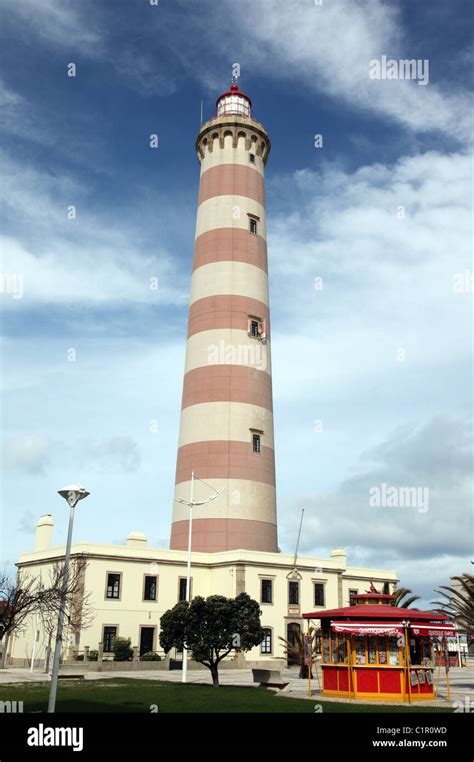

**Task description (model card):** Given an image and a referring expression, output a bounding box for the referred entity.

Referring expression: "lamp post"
[174,471,223,683]
[47,484,90,713]
[401,619,411,703]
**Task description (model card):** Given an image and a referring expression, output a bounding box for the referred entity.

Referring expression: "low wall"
[8,656,287,672]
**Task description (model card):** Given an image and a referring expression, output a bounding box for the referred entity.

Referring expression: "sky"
[0,0,472,608]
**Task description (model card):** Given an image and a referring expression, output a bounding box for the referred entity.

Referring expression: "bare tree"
[0,556,92,668]
[41,557,93,670]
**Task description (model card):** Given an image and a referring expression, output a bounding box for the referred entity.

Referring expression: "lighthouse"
[170,81,278,553]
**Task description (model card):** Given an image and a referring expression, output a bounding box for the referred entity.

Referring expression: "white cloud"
[280,415,473,602]
[204,0,471,141]
[3,435,50,474]
[4,0,471,139]
[0,152,188,308]
[78,436,142,474]
[270,150,471,403]
[6,0,101,54]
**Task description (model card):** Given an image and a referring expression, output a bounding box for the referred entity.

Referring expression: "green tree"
[432,573,474,646]
[112,636,133,661]
[159,593,264,686]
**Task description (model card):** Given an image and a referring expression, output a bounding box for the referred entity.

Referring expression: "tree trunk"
[210,663,220,686]
[0,633,10,669]
[44,633,52,673]
[299,663,312,679]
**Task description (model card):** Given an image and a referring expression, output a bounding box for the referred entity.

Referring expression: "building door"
[287,623,301,666]
[139,627,155,656]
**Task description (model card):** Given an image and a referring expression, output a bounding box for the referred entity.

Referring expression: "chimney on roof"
[35,515,53,551]
[330,548,347,568]
[126,531,148,548]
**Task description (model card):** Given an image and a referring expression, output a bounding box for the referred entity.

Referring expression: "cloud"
[269,149,471,405]
[0,151,188,309]
[3,435,50,474]
[2,433,142,477]
[79,436,142,474]
[17,511,36,535]
[114,48,178,97]
[280,415,473,600]
[4,0,470,140]
[194,0,471,141]
[6,0,101,54]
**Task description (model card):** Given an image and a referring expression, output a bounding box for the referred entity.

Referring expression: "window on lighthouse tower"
[252,433,261,453]
[249,218,258,235]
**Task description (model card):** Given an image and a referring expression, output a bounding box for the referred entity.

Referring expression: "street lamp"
[47,484,90,713]
[401,619,411,704]
[174,470,223,683]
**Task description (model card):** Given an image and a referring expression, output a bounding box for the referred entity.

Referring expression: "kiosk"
[303,593,455,702]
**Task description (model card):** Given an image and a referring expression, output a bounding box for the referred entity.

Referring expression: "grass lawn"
[0,679,453,713]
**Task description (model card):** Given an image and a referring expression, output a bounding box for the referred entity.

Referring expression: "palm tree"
[278,626,318,678]
[431,573,474,646]
[392,587,420,608]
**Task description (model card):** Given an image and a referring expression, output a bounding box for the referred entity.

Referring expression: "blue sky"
[1,0,472,607]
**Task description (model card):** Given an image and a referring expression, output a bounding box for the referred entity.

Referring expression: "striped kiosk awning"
[409,622,457,638]
[331,621,404,635]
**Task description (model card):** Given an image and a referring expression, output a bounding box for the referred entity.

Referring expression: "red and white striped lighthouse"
[170,82,278,553]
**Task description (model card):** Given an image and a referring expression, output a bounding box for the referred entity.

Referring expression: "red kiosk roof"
[303,604,451,621]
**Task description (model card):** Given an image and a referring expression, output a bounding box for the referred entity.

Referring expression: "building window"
[249,218,258,235]
[288,581,299,605]
[314,582,325,606]
[349,588,358,606]
[106,573,121,599]
[252,433,261,453]
[248,317,266,341]
[103,626,117,653]
[261,579,273,604]
[144,575,157,601]
[261,628,272,654]
[249,153,256,164]
[179,577,191,602]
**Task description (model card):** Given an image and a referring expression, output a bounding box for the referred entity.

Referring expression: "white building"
[8,515,397,667]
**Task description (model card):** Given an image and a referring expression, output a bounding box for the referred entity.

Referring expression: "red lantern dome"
[216,82,252,118]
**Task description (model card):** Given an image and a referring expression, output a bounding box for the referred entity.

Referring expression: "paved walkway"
[1,664,472,708]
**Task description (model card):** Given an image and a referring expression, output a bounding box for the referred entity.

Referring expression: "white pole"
[47,502,75,713]
[182,470,194,684]
[456,628,462,668]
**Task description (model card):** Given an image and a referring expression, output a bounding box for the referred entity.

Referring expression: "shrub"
[112,636,133,662]
[140,651,161,661]
[88,650,98,662]
[74,653,84,661]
